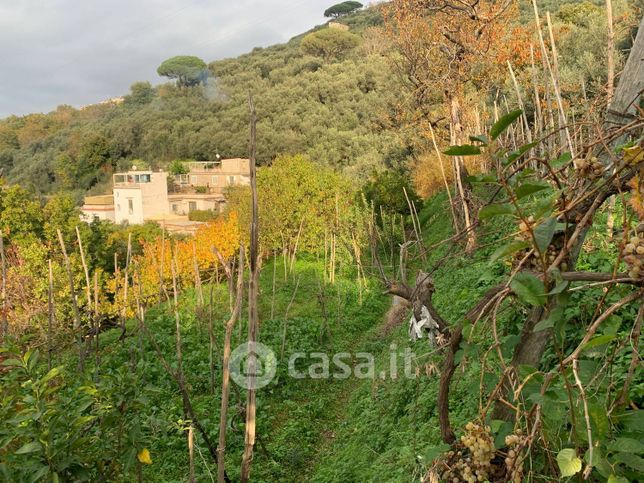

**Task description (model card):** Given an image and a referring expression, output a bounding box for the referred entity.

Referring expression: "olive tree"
[300,28,360,62]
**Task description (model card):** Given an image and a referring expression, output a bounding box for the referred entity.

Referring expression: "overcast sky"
[0,0,332,118]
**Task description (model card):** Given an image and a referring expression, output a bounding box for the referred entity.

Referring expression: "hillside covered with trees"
[0,1,637,198]
[1,1,644,482]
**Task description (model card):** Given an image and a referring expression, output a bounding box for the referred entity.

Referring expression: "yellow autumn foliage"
[104,211,241,314]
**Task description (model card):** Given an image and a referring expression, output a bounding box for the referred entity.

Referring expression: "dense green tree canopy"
[362,170,422,222]
[300,28,360,62]
[225,154,362,255]
[124,81,155,106]
[157,56,208,87]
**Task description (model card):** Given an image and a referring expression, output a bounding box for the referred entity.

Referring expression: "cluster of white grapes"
[622,224,644,280]
[439,422,496,483]
[575,156,604,180]
[504,430,526,483]
[514,217,568,271]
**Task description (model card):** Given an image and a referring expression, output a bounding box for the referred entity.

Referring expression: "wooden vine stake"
[0,231,6,343]
[427,123,457,230]
[270,249,277,319]
[75,226,91,307]
[188,424,195,483]
[170,246,194,481]
[240,92,259,482]
[57,229,83,370]
[532,0,575,157]
[120,232,132,338]
[208,271,217,396]
[605,0,617,238]
[93,271,100,380]
[216,246,244,483]
[47,259,54,370]
[192,240,204,308]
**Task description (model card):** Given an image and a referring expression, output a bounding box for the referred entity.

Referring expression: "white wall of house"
[80,206,115,223]
[113,171,169,224]
[114,188,144,224]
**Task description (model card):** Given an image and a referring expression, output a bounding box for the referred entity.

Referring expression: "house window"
[128,199,134,215]
[171,203,179,213]
[227,175,235,185]
[189,201,197,212]
[190,175,198,184]
[211,175,219,185]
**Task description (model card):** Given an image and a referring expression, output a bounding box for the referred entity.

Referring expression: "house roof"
[83,195,114,206]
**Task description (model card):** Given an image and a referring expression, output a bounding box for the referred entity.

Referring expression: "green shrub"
[168,159,189,175]
[188,209,217,221]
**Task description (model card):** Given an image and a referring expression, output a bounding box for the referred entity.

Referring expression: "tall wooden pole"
[217,247,245,483]
[57,229,83,370]
[75,226,91,306]
[0,231,7,342]
[240,93,259,483]
[606,0,615,104]
[47,259,54,370]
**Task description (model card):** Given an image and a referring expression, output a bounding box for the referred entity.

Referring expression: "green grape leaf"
[533,306,564,332]
[608,437,644,454]
[613,452,644,472]
[510,272,546,307]
[557,448,582,477]
[491,109,522,140]
[479,203,514,220]
[533,217,557,254]
[515,181,551,199]
[490,240,530,264]
[469,134,489,145]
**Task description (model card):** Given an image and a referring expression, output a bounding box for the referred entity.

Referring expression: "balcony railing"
[168,181,221,195]
[113,173,152,187]
[187,161,221,171]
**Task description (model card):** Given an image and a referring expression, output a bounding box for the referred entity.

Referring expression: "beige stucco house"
[80,158,250,227]
[172,159,250,194]
[113,170,169,224]
[168,159,250,216]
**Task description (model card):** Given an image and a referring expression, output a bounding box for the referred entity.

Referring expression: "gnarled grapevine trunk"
[495,16,644,419]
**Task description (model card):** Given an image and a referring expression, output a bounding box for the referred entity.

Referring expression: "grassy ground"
[83,255,390,482]
[308,192,509,482]
[89,191,503,482]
